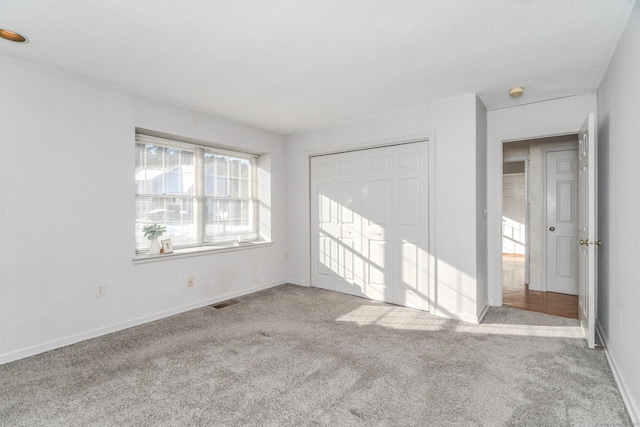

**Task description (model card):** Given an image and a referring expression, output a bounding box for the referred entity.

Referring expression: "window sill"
[132,241,274,264]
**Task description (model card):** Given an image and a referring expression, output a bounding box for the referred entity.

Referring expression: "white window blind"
[135,134,258,253]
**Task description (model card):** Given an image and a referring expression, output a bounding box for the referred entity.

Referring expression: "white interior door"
[310,142,430,311]
[361,146,393,303]
[310,155,338,291]
[546,149,579,295]
[502,173,526,255]
[578,113,597,349]
[391,143,429,310]
[334,152,363,296]
[310,153,363,295]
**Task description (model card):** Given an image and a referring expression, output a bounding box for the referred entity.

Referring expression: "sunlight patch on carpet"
[336,304,584,338]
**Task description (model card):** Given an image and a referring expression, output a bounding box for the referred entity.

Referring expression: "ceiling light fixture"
[509,87,524,97]
[0,29,27,43]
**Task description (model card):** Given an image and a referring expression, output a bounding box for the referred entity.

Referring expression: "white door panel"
[362,146,393,302]
[578,113,597,349]
[546,149,579,295]
[365,240,388,301]
[397,178,420,226]
[334,151,362,296]
[311,158,337,290]
[365,180,390,225]
[392,143,429,310]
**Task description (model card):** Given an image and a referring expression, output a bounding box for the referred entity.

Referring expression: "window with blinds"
[135,134,258,253]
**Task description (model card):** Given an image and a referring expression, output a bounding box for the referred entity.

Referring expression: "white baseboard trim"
[287,278,309,287]
[477,303,490,323]
[0,280,286,366]
[596,321,639,426]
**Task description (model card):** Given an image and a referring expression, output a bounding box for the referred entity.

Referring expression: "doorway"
[501,135,579,319]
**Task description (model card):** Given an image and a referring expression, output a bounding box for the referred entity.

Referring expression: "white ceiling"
[0,1,635,134]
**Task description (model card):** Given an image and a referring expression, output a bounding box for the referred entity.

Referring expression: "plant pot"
[149,237,162,255]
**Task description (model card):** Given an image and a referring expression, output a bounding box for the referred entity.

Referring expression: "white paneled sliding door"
[310,141,430,311]
[390,143,429,310]
[310,155,337,291]
[310,151,362,294]
[361,146,392,303]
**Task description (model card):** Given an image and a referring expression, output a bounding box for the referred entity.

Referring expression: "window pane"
[241,200,250,218]
[165,147,180,168]
[215,177,228,197]
[164,148,195,196]
[182,150,194,167]
[240,161,249,179]
[228,200,241,220]
[180,151,195,196]
[230,159,240,178]
[230,178,240,198]
[146,144,163,168]
[135,143,196,196]
[204,153,215,197]
[216,156,228,177]
[135,144,161,194]
[135,196,154,249]
[135,195,198,251]
[240,179,249,198]
[204,198,256,243]
[135,143,145,172]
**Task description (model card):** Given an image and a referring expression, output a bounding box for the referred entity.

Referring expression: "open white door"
[546,149,579,295]
[578,113,597,349]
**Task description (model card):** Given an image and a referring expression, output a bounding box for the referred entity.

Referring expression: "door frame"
[306,133,437,312]
[489,126,584,307]
[502,156,530,284]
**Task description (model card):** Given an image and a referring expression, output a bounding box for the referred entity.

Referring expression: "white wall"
[596,1,640,422]
[487,93,597,306]
[428,94,483,322]
[0,55,288,364]
[286,93,485,322]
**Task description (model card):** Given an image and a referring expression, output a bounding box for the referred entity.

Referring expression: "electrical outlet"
[96,284,105,297]
[187,277,194,287]
[619,311,623,330]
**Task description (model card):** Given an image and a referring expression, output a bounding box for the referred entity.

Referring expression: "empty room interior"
[1,1,639,425]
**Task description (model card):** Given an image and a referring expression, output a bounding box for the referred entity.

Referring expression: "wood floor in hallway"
[502,254,578,320]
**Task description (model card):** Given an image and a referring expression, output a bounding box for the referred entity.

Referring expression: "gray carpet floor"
[0,284,632,426]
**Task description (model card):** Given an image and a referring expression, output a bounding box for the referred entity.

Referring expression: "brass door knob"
[580,239,587,246]
[549,226,555,231]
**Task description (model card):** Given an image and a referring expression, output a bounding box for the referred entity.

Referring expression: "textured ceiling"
[0,1,635,134]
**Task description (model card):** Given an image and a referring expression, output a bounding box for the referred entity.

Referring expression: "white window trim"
[132,240,274,264]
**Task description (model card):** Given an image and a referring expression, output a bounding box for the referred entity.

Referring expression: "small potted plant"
[143,223,167,254]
